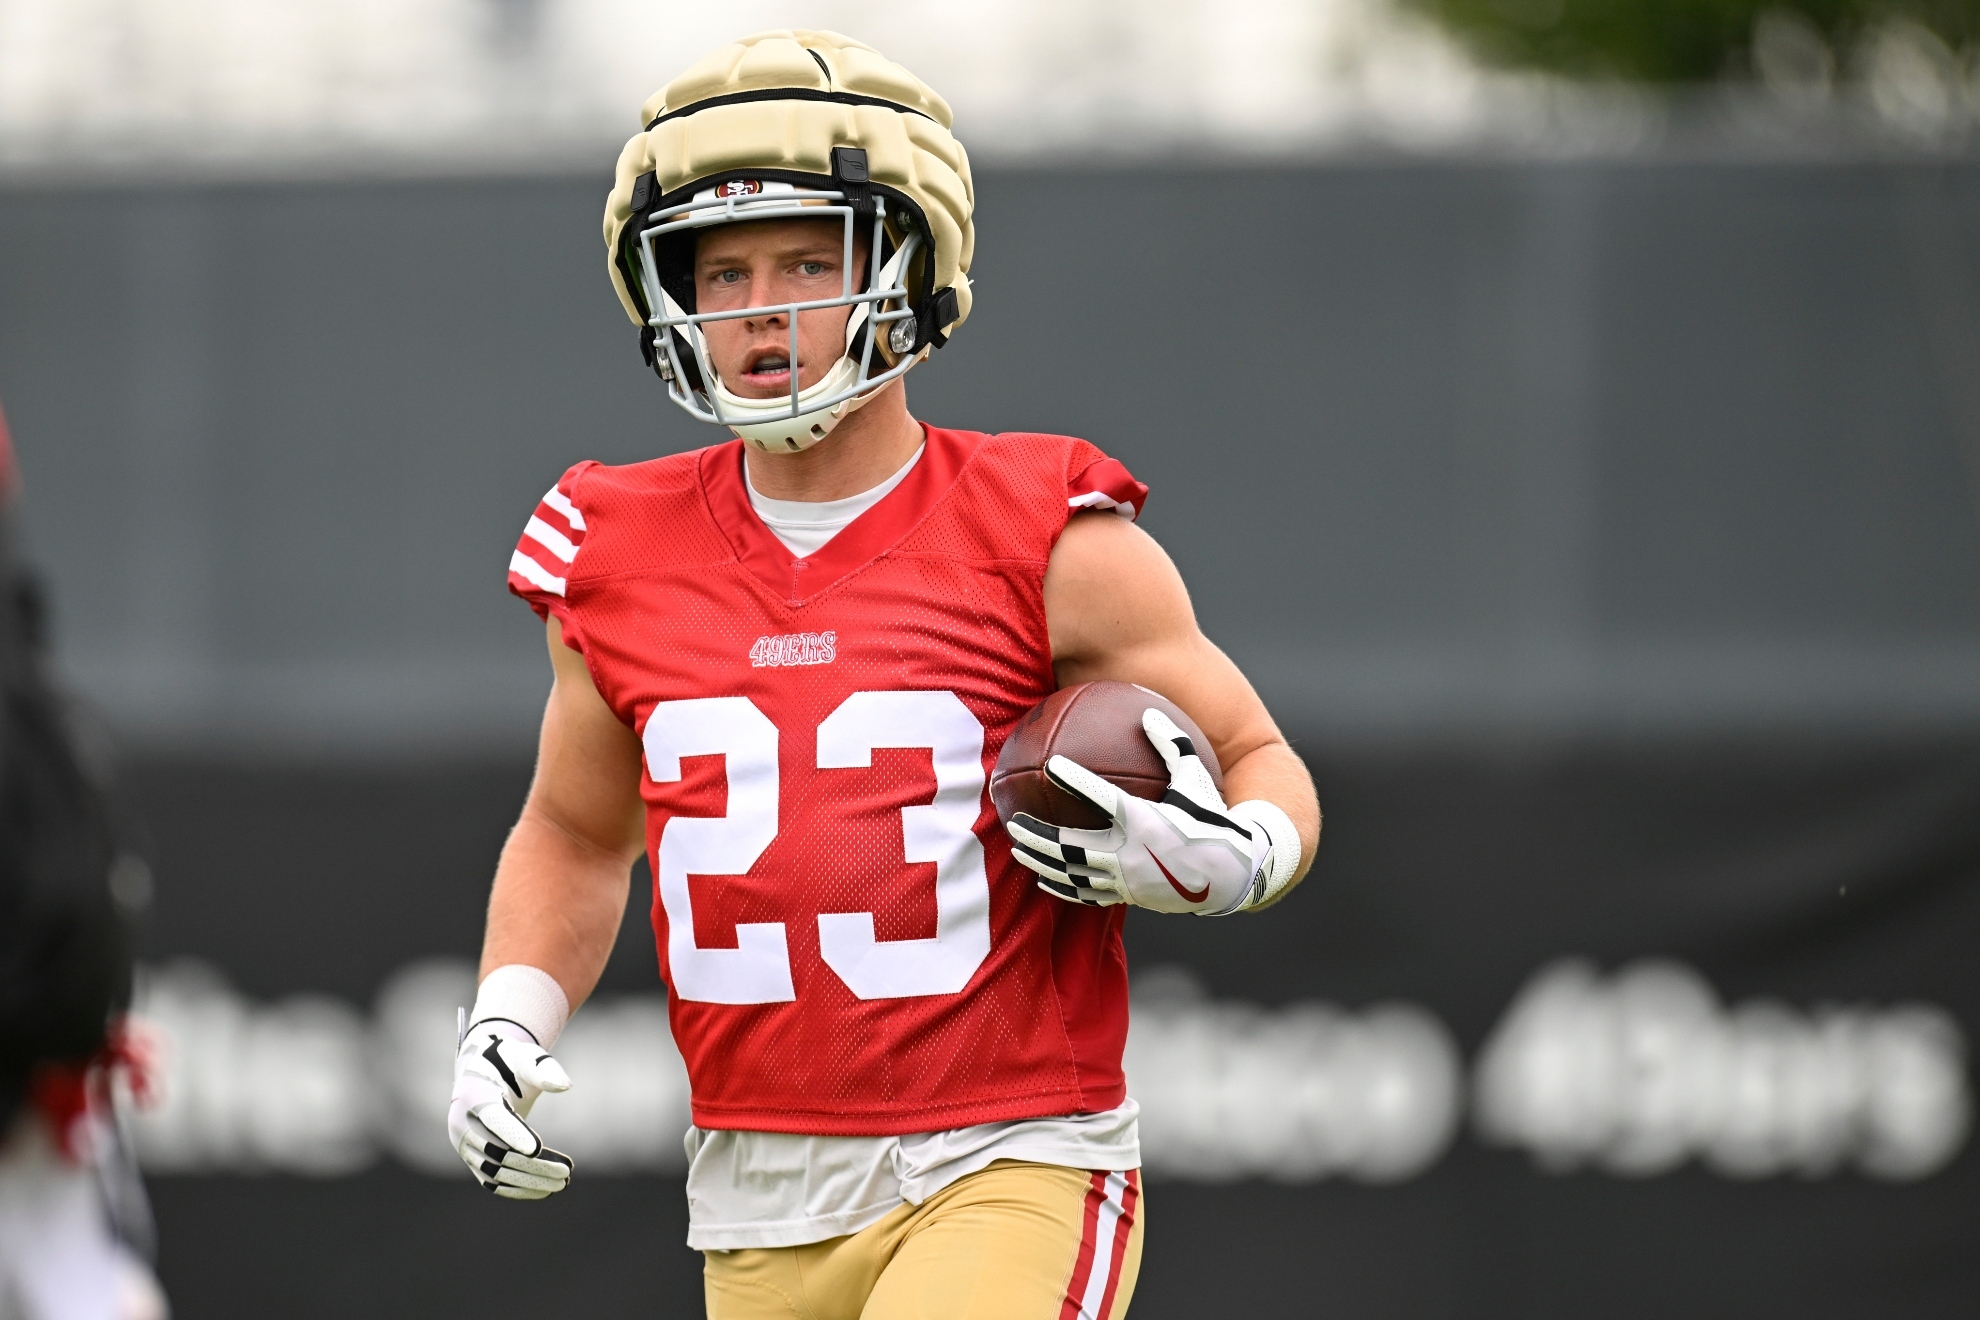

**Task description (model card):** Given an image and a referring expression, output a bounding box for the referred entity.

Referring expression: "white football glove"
[448,1016,574,1200]
[1006,708,1300,915]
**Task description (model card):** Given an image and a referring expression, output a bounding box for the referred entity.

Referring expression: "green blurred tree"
[1404,0,1980,81]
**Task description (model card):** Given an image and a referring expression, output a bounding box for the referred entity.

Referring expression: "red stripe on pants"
[1058,1172,1109,1320]
[1093,1171,1138,1320]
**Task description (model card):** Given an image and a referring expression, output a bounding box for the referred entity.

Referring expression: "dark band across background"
[128,737,1980,1319]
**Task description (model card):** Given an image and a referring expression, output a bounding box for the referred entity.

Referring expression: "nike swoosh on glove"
[448,1018,574,1200]
[1006,708,1272,915]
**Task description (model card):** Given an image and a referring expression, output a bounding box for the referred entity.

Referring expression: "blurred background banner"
[95,737,1980,1317]
[2,0,1979,1316]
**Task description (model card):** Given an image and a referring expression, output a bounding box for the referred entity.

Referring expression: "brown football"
[991,681,1223,832]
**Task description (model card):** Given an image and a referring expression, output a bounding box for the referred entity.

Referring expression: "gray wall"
[3,161,1978,754]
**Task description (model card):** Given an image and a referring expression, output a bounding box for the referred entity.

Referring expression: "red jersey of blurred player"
[0,396,19,501]
[508,426,1150,1132]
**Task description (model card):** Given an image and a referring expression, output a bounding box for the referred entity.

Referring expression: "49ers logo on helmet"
[716,179,763,198]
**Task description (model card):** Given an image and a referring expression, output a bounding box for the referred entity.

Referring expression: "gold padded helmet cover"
[604,30,974,338]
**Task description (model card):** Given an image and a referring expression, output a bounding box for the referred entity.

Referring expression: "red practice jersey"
[508,425,1150,1135]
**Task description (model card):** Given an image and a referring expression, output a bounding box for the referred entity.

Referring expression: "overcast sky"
[0,0,1568,174]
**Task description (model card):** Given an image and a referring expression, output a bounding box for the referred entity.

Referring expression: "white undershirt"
[692,444,1141,1251]
[744,445,923,557]
[683,1102,1141,1251]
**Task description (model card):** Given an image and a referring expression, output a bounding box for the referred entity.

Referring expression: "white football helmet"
[604,31,975,452]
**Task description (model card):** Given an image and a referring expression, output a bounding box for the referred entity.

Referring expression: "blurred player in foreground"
[0,399,166,1320]
[450,30,1320,1320]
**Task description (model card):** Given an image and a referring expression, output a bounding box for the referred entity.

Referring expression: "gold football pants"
[703,1160,1144,1320]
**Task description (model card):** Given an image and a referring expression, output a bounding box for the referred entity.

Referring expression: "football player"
[451,30,1320,1320]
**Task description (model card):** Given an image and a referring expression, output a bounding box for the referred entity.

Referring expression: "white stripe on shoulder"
[1068,491,1134,518]
[541,487,586,532]
[524,516,579,564]
[509,550,567,596]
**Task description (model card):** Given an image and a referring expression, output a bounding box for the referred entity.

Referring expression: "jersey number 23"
[643,691,992,1006]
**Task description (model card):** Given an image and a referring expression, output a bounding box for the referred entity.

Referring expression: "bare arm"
[1044,512,1320,889]
[480,617,648,1007]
